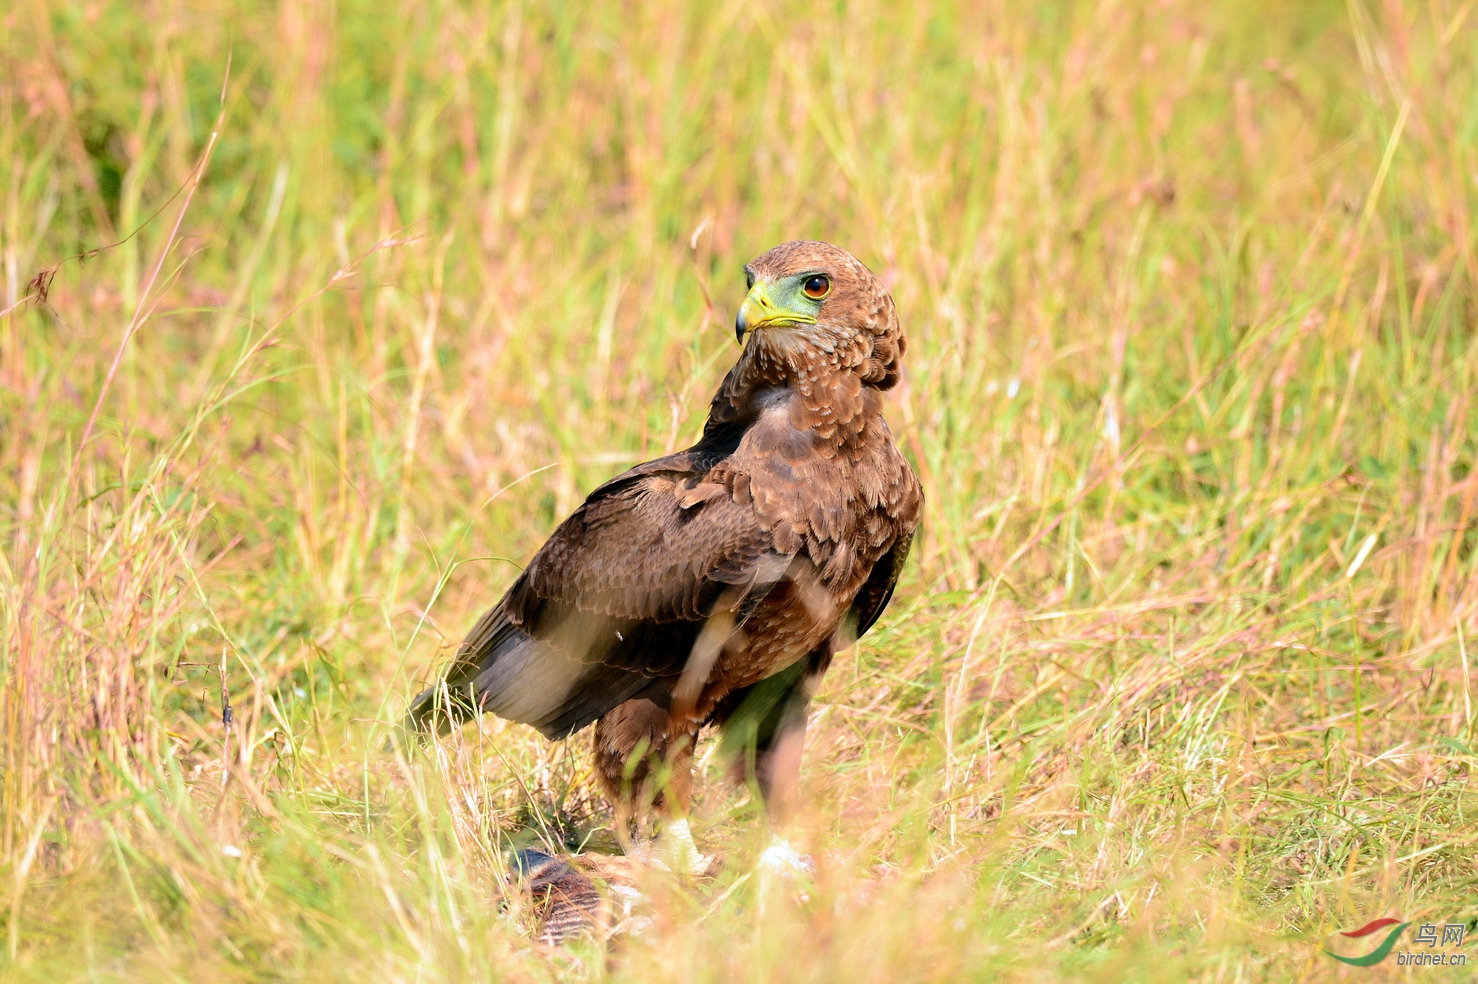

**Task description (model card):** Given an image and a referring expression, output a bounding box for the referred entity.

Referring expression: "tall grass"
[2,0,1476,979]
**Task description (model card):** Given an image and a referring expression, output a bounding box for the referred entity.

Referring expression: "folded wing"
[407,452,794,739]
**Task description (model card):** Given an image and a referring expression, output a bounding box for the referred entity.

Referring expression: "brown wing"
[509,453,790,651]
[844,528,915,644]
[408,451,795,739]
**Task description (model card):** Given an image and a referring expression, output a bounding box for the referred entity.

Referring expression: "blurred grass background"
[3,0,1478,979]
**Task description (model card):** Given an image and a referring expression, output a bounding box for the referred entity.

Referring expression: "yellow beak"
[734,282,816,343]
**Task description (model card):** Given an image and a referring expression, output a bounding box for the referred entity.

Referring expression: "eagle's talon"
[625,818,715,876]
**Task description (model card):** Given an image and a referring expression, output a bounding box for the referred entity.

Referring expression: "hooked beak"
[734,282,816,344]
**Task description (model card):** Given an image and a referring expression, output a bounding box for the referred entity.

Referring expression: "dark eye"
[802,275,830,299]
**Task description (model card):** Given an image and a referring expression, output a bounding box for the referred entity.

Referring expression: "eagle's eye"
[802,275,831,299]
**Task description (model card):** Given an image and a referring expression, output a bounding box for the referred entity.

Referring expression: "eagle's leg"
[714,651,832,875]
[746,679,821,876]
[744,684,810,823]
[717,650,830,818]
[593,696,705,871]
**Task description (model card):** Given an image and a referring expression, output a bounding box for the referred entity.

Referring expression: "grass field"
[4,0,1478,979]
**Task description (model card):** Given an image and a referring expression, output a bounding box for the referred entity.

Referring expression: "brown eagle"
[409,240,922,863]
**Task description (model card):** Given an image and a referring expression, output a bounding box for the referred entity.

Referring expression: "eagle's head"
[735,241,904,391]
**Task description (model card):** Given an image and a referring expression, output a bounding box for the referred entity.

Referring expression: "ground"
[1,1,1476,981]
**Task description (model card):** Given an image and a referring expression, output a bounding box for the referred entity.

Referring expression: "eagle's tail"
[404,605,663,740]
[404,608,526,735]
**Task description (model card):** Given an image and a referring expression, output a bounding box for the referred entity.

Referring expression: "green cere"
[735,274,829,341]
